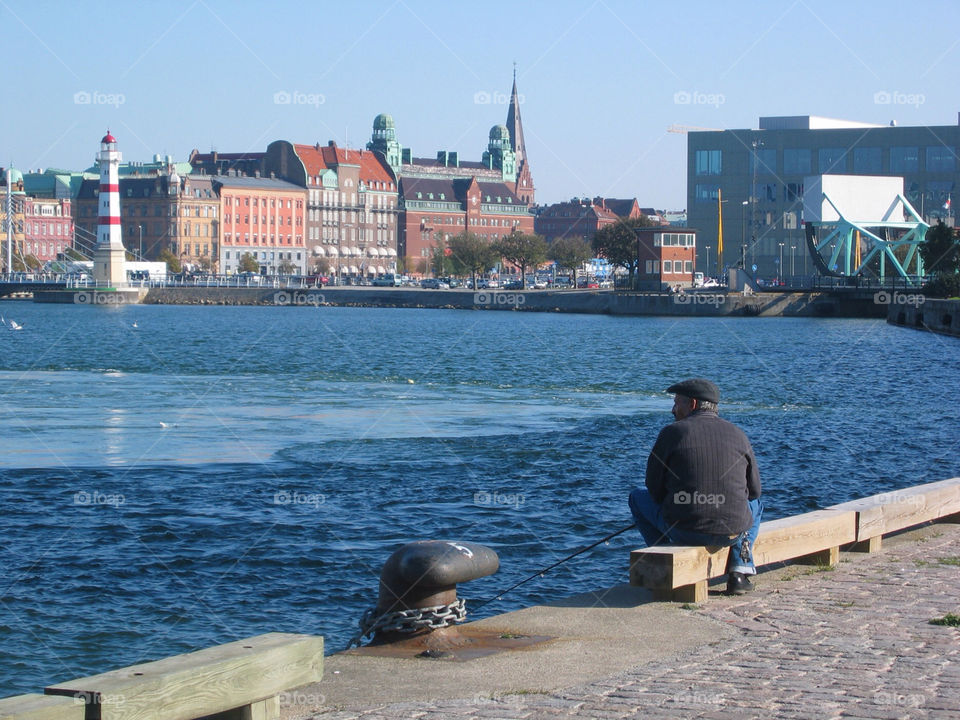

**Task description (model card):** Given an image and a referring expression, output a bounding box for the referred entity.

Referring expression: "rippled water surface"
[1,302,958,695]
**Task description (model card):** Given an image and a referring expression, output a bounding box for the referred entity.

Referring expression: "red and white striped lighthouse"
[93,131,127,286]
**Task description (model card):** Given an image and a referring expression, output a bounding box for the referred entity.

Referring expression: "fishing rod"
[470,522,637,611]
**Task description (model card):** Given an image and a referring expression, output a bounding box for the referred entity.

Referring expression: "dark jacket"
[645,409,761,535]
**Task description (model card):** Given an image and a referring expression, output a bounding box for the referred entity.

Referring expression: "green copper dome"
[5,167,24,186]
[489,124,510,142]
[373,113,395,131]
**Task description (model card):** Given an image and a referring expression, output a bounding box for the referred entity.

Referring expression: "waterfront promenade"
[305,521,960,720]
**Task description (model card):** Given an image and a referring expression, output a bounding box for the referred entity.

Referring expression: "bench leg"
[652,580,707,603]
[845,536,882,553]
[794,546,839,566]
[209,696,280,720]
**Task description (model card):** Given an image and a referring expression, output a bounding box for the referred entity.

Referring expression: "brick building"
[635,226,698,289]
[534,198,620,244]
[399,174,533,270]
[215,175,306,275]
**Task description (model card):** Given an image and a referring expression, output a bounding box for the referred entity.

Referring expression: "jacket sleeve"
[645,428,671,504]
[745,441,762,500]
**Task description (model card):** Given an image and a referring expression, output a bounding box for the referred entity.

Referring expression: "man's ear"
[690,397,699,411]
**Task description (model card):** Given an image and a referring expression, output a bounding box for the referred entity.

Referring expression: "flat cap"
[667,378,720,404]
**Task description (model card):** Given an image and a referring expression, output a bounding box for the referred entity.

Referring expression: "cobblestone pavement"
[312,523,960,720]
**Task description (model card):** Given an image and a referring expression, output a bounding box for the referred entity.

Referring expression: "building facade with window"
[635,226,697,290]
[263,140,399,279]
[687,115,960,279]
[534,198,620,244]
[215,175,306,275]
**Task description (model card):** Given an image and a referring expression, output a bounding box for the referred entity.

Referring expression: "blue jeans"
[629,488,763,575]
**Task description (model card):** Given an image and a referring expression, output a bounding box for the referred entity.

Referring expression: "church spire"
[506,67,526,166]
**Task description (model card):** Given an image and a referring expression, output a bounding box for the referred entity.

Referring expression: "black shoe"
[726,572,754,595]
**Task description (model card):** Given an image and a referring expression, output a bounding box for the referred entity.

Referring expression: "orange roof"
[293,143,394,186]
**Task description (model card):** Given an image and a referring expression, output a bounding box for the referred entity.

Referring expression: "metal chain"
[347,598,467,649]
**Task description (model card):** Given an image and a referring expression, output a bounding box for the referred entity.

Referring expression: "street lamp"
[790,244,796,278]
[740,201,748,270]
[705,245,712,277]
[778,242,784,283]
[138,224,143,260]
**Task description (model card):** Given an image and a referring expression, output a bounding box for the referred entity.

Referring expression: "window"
[750,148,776,174]
[818,148,847,173]
[785,182,803,202]
[662,260,672,273]
[853,147,882,173]
[890,146,919,173]
[695,183,720,202]
[783,148,811,175]
[695,150,721,175]
[684,261,693,273]
[926,146,956,172]
[753,183,777,202]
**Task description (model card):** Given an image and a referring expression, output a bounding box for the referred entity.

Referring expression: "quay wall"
[887,297,960,337]
[141,287,885,318]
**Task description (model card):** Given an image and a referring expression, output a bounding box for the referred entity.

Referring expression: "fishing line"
[470,523,637,611]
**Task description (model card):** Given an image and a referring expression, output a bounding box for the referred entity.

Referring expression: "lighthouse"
[93,131,127,287]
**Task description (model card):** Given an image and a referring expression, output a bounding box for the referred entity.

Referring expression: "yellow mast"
[717,188,723,271]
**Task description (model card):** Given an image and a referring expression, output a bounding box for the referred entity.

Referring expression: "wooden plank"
[0,694,84,720]
[751,510,856,567]
[45,634,322,720]
[831,477,960,540]
[629,545,729,589]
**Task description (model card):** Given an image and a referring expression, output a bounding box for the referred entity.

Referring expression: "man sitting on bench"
[629,378,764,595]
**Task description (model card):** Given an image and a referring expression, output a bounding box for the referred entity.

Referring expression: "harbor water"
[1,303,958,696]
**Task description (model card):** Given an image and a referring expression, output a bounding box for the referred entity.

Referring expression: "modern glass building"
[686,115,960,280]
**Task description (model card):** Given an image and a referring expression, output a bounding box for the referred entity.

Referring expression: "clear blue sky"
[3,0,958,209]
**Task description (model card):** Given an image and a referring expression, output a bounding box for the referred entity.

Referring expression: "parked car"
[305,274,327,287]
[421,278,448,289]
[372,273,401,287]
[504,280,523,290]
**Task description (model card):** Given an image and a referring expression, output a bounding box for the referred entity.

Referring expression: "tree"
[493,231,548,288]
[64,247,86,261]
[448,232,497,289]
[238,252,260,273]
[278,259,297,275]
[158,248,182,274]
[548,236,592,289]
[592,216,656,288]
[24,254,41,270]
[311,258,331,275]
[920,221,960,276]
[920,221,960,297]
[429,235,449,277]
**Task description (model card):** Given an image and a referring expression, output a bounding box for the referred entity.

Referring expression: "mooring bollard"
[355,539,499,645]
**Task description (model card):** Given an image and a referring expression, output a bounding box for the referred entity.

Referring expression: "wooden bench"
[0,694,84,720]
[42,633,323,720]
[629,477,960,603]
[832,476,960,552]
